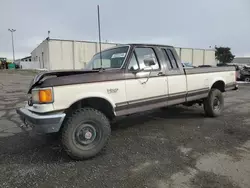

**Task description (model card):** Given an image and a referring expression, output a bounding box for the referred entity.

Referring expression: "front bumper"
[16,107,66,134]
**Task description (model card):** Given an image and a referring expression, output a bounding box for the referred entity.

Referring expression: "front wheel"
[203,89,224,117]
[61,107,111,160]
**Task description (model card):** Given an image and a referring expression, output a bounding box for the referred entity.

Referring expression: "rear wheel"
[61,107,111,160]
[203,89,224,117]
[244,77,250,82]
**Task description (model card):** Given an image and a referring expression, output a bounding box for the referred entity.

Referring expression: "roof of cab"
[127,43,174,48]
[94,43,175,54]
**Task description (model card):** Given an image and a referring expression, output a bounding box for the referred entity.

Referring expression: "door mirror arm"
[141,66,153,84]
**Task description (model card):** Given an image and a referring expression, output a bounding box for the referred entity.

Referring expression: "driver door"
[123,47,167,114]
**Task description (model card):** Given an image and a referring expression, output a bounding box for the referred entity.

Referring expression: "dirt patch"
[190,171,240,188]
[224,127,250,140]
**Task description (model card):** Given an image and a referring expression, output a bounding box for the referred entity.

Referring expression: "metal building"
[31,38,216,70]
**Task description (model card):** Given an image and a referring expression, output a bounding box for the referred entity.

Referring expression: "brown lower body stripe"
[115,88,209,115]
[115,95,167,111]
[187,88,209,97]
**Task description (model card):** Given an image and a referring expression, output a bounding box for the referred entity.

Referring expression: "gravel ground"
[0,71,250,188]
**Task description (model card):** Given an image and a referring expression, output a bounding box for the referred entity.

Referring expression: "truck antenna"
[97,5,103,68]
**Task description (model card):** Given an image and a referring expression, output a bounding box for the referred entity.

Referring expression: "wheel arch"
[64,94,116,121]
[210,79,226,92]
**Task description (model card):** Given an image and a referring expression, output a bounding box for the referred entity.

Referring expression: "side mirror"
[130,68,140,74]
[130,58,156,74]
[144,58,156,67]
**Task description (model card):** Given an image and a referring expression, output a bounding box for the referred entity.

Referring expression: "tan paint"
[28,70,236,115]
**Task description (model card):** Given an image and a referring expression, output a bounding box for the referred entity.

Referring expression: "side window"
[162,49,179,69]
[135,47,160,70]
[128,52,139,71]
[162,49,173,69]
[93,59,111,68]
[167,49,178,69]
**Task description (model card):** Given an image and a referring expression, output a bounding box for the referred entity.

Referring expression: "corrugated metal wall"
[19,61,40,69]
[32,39,216,70]
[49,40,74,70]
[47,40,117,70]
[31,39,50,69]
[192,49,203,66]
[180,48,193,64]
[74,41,97,69]
[204,50,216,65]
[176,48,216,66]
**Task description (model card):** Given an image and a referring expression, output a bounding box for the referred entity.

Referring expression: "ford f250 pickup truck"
[16,44,238,160]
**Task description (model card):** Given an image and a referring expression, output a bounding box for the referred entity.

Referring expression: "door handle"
[158,72,164,76]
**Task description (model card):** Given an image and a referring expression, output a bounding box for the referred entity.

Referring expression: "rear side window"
[162,49,179,69]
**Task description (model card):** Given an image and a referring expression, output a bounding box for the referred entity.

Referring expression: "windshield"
[85,46,129,70]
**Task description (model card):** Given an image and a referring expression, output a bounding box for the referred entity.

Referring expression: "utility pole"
[97,5,103,67]
[8,29,16,63]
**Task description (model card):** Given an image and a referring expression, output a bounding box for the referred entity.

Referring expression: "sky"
[0,0,250,60]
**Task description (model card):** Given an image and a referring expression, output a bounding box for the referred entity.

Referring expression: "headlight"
[32,87,54,104]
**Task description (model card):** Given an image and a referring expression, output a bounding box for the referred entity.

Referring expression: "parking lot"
[0,70,250,188]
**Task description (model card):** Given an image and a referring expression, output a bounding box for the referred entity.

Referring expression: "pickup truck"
[16,43,238,160]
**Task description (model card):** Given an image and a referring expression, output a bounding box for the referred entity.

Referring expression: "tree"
[215,46,235,64]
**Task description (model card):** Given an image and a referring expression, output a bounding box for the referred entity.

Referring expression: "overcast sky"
[1,0,250,59]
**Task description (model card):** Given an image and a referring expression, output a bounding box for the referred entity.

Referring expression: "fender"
[209,77,226,89]
[64,92,116,110]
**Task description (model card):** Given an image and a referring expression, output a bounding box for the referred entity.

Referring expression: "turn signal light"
[32,88,54,104]
[39,89,53,103]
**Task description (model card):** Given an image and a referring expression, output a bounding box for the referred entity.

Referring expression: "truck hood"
[28,70,99,93]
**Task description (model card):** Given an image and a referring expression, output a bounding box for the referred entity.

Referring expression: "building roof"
[31,37,214,55]
[20,56,31,60]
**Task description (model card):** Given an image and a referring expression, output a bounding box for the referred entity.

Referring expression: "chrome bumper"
[16,107,66,134]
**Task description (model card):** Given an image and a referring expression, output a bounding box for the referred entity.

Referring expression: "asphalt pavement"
[0,70,249,188]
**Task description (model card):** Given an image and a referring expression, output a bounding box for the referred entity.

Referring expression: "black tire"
[244,77,250,82]
[203,88,224,117]
[61,107,111,160]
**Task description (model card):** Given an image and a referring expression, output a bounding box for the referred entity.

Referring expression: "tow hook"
[20,119,30,129]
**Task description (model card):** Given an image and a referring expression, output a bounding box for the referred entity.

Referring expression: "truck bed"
[184,66,236,74]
